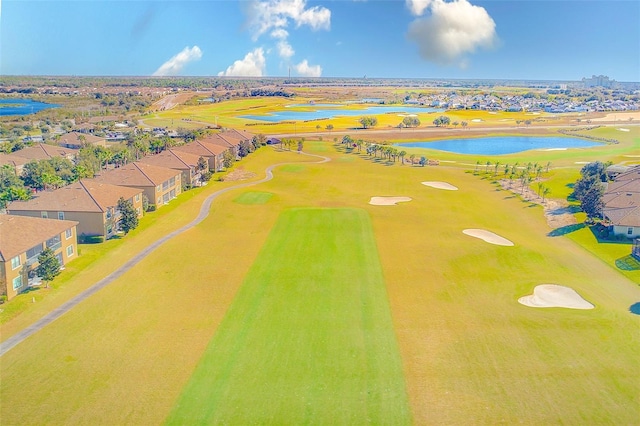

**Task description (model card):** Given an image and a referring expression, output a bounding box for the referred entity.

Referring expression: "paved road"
[0,150,330,357]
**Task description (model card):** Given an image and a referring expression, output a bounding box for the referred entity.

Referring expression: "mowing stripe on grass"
[166,208,411,425]
[233,191,273,204]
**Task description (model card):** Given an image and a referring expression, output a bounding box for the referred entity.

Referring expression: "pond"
[0,98,60,116]
[240,105,442,122]
[395,136,601,155]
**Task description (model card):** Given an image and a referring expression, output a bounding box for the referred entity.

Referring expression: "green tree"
[117,197,139,235]
[580,185,604,219]
[359,116,378,129]
[36,247,61,287]
[402,116,420,128]
[222,150,235,168]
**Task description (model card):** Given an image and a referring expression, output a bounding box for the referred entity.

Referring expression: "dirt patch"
[223,168,257,181]
[499,179,577,229]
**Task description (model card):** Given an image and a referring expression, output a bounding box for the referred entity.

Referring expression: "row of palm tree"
[339,136,419,165]
[474,159,553,202]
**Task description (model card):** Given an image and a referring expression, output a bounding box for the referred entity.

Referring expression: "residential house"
[7,179,143,240]
[138,149,202,188]
[92,162,181,208]
[174,138,229,172]
[0,215,78,300]
[57,132,107,149]
[0,143,79,175]
[602,166,640,238]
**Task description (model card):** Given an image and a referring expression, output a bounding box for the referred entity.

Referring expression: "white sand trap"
[422,181,458,191]
[471,118,483,122]
[518,284,594,309]
[463,229,514,246]
[540,148,567,151]
[369,196,412,206]
[618,128,630,132]
[575,161,590,164]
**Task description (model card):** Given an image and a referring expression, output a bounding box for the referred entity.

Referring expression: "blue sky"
[1,0,638,81]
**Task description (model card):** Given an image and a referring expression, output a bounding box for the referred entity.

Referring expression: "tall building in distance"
[582,75,616,88]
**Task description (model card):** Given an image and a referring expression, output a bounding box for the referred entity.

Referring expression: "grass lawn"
[166,208,411,424]
[233,191,273,204]
[0,138,638,425]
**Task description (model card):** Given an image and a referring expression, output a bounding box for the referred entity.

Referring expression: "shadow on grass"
[630,302,640,315]
[615,255,640,271]
[548,223,587,237]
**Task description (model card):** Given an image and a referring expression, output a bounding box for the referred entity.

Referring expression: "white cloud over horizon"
[294,59,322,77]
[247,0,331,41]
[406,0,498,67]
[406,0,433,16]
[152,46,202,76]
[277,40,295,59]
[218,48,266,77]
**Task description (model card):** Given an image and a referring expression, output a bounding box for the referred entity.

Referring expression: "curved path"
[0,150,330,357]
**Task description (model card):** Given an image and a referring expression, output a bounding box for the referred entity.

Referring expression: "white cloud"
[153,46,202,76]
[277,40,295,59]
[407,0,498,67]
[294,59,322,77]
[406,0,433,16]
[248,0,331,40]
[270,28,289,39]
[218,48,266,77]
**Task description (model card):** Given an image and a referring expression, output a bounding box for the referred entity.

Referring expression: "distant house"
[0,215,78,300]
[57,132,106,149]
[92,162,182,208]
[138,149,202,188]
[602,166,640,238]
[0,143,79,174]
[8,179,143,240]
[175,138,229,172]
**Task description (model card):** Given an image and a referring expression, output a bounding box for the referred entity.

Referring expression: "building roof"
[93,162,180,187]
[138,149,200,171]
[174,140,228,157]
[0,215,78,261]
[57,132,105,146]
[0,153,28,169]
[7,180,142,213]
[1,143,79,163]
[603,170,640,227]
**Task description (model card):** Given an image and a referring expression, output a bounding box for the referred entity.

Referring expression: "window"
[26,244,43,265]
[136,207,141,215]
[65,228,73,239]
[157,185,161,192]
[169,189,176,199]
[162,180,169,190]
[56,252,64,269]
[66,245,74,257]
[58,212,65,220]
[47,235,61,251]
[135,193,140,202]
[41,211,48,219]
[11,255,21,270]
[12,276,23,291]
[169,176,176,186]
[629,228,634,235]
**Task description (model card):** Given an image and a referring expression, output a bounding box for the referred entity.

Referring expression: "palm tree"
[542,186,551,203]
[410,154,416,165]
[545,161,552,173]
[399,150,406,165]
[485,161,491,173]
[475,160,480,173]
[494,161,501,176]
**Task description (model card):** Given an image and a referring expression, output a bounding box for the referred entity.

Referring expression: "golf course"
[1,98,639,424]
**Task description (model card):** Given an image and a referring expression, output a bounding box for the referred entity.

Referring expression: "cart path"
[0,150,330,357]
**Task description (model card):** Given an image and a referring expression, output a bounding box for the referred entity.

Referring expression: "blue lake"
[395,136,601,155]
[0,98,60,116]
[241,105,442,122]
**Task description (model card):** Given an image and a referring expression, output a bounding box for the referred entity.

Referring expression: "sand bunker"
[618,128,630,132]
[463,229,514,246]
[518,284,594,309]
[369,196,412,206]
[422,181,458,191]
[471,118,483,122]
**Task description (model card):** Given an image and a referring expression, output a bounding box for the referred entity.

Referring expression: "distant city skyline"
[1,0,639,82]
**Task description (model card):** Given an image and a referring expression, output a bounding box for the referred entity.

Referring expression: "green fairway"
[233,191,273,204]
[166,208,411,425]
